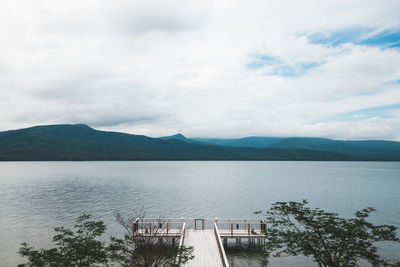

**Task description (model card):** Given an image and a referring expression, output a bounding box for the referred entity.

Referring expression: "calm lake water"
[0,161,399,266]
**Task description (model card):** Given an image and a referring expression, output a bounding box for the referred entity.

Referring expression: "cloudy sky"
[0,0,400,140]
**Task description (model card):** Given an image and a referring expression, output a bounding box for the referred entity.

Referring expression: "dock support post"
[264,221,268,235]
[132,218,139,235]
[261,220,267,233]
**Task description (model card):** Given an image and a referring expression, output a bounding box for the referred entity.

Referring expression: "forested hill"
[186,136,400,161]
[0,124,398,161]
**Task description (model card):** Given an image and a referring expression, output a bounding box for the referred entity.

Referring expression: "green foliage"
[111,235,194,267]
[264,200,400,266]
[175,246,195,266]
[18,214,112,267]
[111,211,194,267]
[18,213,194,267]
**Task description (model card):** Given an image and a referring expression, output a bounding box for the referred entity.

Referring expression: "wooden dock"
[183,230,224,267]
[133,218,267,267]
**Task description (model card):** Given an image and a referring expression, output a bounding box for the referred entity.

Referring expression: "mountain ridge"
[161,133,400,160]
[0,124,398,161]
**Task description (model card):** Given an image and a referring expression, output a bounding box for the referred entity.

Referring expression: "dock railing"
[214,222,229,267]
[175,222,186,266]
[133,218,266,237]
[133,217,185,237]
[215,218,267,237]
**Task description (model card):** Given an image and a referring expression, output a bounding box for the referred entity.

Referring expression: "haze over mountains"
[0,124,399,161]
[163,135,400,160]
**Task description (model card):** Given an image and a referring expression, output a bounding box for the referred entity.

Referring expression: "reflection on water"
[225,241,268,267]
[224,241,317,267]
[1,161,400,266]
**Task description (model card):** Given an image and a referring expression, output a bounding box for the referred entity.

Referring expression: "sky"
[0,0,400,140]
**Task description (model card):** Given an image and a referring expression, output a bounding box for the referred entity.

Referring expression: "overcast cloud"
[0,0,400,140]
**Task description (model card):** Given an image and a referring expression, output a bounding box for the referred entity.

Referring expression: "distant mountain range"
[163,133,400,161]
[188,136,400,160]
[0,124,399,161]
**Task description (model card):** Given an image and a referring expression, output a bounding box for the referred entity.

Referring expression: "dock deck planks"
[183,229,224,267]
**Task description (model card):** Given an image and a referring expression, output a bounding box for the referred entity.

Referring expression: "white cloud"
[0,0,400,140]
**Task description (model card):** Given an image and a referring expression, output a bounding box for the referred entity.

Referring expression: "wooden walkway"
[133,218,267,267]
[183,230,224,267]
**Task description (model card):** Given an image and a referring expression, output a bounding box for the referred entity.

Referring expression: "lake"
[0,161,399,266]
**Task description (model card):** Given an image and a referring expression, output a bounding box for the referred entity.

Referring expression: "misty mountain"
[170,135,400,161]
[269,137,400,160]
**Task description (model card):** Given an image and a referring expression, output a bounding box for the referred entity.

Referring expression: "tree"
[18,214,113,267]
[112,211,194,267]
[262,200,399,266]
[18,213,194,267]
